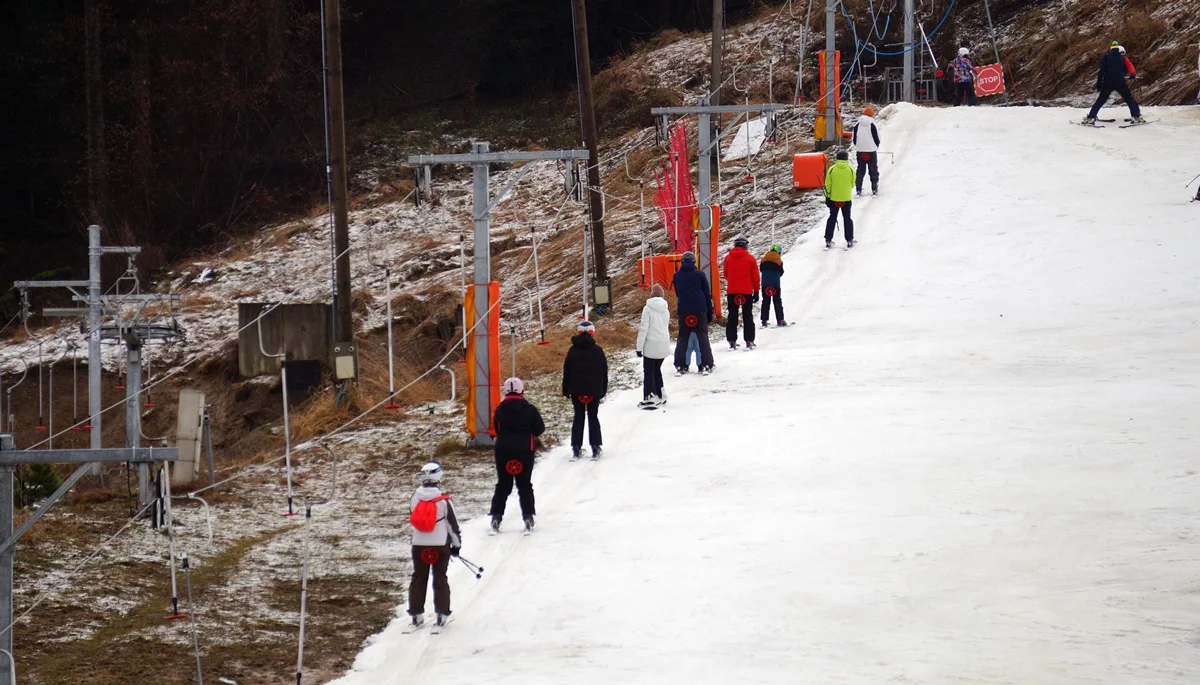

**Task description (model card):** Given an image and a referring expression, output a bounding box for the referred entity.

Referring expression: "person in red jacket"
[722,236,761,350]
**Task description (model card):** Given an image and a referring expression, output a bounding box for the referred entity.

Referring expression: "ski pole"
[1186,171,1200,188]
[455,555,484,578]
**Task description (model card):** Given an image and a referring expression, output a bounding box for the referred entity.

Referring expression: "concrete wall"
[238,303,330,378]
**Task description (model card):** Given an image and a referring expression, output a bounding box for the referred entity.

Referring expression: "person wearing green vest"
[823,150,857,249]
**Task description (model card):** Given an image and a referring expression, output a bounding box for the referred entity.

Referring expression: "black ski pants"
[642,356,665,400]
[953,82,977,106]
[726,294,756,344]
[856,152,879,193]
[409,544,452,616]
[490,449,534,520]
[570,396,602,449]
[761,287,784,325]
[824,200,854,244]
[1088,81,1141,119]
[673,314,714,370]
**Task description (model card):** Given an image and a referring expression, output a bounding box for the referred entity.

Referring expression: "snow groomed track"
[331,104,1200,685]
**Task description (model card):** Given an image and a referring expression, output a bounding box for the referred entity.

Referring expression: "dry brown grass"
[226,287,263,299]
[593,58,683,138]
[266,222,310,247]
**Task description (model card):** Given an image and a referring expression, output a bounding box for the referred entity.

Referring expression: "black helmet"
[836,150,849,161]
[734,237,749,248]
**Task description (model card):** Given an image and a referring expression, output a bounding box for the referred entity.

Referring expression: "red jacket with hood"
[723,246,761,296]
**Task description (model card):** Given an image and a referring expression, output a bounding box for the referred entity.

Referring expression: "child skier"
[824,151,856,249]
[672,252,715,374]
[635,284,671,407]
[759,244,786,327]
[949,47,977,106]
[722,236,761,350]
[408,461,461,630]
[852,106,881,196]
[490,377,545,533]
[1084,41,1145,125]
[562,321,608,459]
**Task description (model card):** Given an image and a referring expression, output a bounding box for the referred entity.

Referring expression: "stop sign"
[973,63,1006,97]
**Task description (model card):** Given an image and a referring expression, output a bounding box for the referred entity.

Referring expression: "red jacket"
[722,246,761,295]
[1124,57,1136,77]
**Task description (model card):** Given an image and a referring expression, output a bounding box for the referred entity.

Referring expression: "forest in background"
[0,0,775,310]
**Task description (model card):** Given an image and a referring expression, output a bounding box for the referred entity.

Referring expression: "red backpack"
[410,495,451,533]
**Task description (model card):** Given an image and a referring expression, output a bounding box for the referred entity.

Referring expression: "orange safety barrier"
[638,254,684,291]
[815,50,844,141]
[710,205,723,319]
[792,153,828,190]
[464,282,501,439]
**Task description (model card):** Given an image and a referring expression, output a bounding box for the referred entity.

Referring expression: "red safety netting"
[654,120,696,254]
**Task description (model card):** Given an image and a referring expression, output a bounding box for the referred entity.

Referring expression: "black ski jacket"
[493,395,546,453]
[562,335,609,399]
[1097,48,1128,90]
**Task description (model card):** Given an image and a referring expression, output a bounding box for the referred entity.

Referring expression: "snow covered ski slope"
[331,104,1200,684]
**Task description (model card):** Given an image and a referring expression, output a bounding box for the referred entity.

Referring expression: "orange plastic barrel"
[792,153,827,190]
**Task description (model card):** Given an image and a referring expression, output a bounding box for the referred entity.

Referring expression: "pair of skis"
[403,616,453,635]
[824,241,856,251]
[1075,117,1157,128]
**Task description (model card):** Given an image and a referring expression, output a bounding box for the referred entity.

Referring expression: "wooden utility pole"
[570,0,609,285]
[325,0,353,342]
[711,0,724,105]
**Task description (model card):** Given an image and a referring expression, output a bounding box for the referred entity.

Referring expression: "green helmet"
[770,243,782,253]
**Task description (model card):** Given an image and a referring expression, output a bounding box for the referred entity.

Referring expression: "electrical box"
[332,341,359,381]
[592,278,612,307]
[174,389,205,485]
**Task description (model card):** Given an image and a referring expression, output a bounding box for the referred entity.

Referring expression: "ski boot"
[524,516,535,532]
[571,447,582,460]
[761,321,770,328]
[825,239,832,250]
[590,445,603,460]
[1082,116,1097,125]
[872,188,878,196]
[701,365,713,376]
[490,517,501,534]
[1130,115,1146,124]
[746,341,757,350]
[777,320,787,326]
[728,341,738,350]
[847,240,857,248]
[435,614,449,627]
[410,614,425,629]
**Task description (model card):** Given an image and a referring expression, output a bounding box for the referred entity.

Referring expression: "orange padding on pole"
[711,205,723,320]
[464,282,501,439]
[637,254,684,291]
[815,50,844,140]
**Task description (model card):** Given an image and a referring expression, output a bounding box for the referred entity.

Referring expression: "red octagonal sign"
[973,63,1005,97]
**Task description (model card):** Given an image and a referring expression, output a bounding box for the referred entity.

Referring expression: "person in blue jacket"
[1084,41,1144,125]
[759,244,786,327]
[671,252,715,375]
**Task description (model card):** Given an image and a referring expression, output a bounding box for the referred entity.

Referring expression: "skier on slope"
[635,284,672,408]
[408,462,462,631]
[672,251,715,375]
[853,106,882,196]
[949,47,977,107]
[1084,41,1145,125]
[759,243,786,327]
[562,321,608,460]
[490,377,545,534]
[824,150,857,249]
[722,236,761,350]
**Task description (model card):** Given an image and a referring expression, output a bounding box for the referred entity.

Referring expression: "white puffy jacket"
[410,485,462,548]
[853,115,880,153]
[636,297,672,360]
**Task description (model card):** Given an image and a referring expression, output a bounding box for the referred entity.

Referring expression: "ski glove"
[636,351,643,358]
[451,546,461,557]
[752,291,760,304]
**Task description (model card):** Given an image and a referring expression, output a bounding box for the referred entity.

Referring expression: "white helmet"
[1118,45,1126,55]
[419,462,443,484]
[502,377,524,395]
[958,47,970,57]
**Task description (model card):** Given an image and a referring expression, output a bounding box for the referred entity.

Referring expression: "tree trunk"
[268,0,290,77]
[134,22,153,220]
[85,0,109,227]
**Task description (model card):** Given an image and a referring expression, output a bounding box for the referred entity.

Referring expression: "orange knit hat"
[864,106,876,117]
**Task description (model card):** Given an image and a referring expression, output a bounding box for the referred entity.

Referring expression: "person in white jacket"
[636,284,672,407]
[408,462,461,629]
[852,106,881,196]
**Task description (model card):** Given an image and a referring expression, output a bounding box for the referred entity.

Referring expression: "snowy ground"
[330,104,1200,685]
